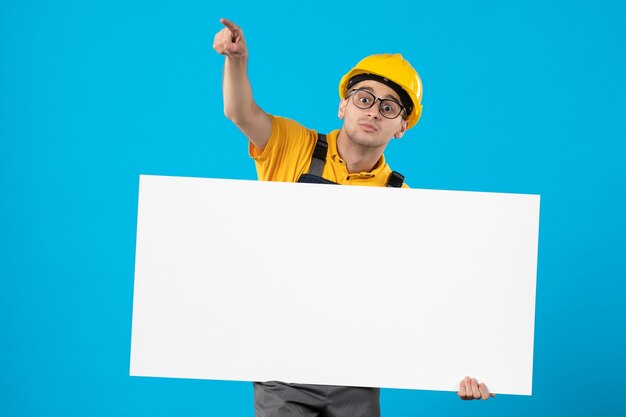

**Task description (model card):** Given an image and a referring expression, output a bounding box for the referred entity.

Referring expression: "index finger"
[220,18,241,34]
[457,380,467,398]
[479,383,489,400]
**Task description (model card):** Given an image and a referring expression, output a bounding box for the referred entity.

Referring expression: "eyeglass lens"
[351,90,403,119]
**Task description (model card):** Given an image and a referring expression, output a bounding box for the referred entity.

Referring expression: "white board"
[130,175,540,395]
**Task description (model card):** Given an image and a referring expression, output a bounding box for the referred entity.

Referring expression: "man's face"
[338,80,408,149]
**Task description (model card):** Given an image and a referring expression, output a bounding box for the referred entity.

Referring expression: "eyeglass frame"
[346,88,407,120]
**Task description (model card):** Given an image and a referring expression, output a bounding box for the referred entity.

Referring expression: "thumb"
[225,43,244,57]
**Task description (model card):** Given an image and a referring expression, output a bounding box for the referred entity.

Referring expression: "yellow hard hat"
[339,54,423,129]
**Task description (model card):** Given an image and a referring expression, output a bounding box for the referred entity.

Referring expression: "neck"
[336,130,386,174]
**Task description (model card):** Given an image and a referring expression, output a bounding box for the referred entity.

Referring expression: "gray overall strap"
[307,133,328,177]
[386,171,405,187]
[306,132,405,187]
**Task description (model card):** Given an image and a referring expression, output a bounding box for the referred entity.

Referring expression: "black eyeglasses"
[347,89,406,119]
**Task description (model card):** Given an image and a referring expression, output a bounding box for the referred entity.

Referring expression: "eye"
[380,100,401,116]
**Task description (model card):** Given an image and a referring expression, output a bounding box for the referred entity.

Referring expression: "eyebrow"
[357,85,401,102]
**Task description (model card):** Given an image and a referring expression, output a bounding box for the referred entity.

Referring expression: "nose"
[366,99,381,119]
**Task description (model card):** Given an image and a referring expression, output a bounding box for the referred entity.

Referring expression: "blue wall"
[1,1,625,416]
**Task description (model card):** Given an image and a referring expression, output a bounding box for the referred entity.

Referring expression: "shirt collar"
[327,129,388,178]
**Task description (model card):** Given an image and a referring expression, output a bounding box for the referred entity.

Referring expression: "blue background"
[1,0,625,416]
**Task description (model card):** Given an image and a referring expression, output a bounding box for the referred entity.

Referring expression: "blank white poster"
[130,175,540,395]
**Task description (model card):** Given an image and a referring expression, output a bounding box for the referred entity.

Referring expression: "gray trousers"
[253,382,380,417]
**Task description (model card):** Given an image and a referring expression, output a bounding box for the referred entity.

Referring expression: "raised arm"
[213,18,272,151]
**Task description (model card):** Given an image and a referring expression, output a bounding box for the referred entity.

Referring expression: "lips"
[359,122,378,132]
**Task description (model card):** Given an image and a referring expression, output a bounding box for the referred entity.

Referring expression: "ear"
[394,119,409,139]
[338,99,347,120]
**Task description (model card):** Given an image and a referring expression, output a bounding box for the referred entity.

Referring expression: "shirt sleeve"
[248,115,318,182]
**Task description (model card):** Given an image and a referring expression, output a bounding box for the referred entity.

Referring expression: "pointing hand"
[213,18,247,58]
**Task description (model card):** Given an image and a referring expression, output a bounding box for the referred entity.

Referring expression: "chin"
[344,126,388,148]
[355,137,387,149]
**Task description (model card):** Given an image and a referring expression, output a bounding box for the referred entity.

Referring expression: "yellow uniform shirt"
[249,115,408,187]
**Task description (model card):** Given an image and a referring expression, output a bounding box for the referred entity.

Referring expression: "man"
[213,17,494,416]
